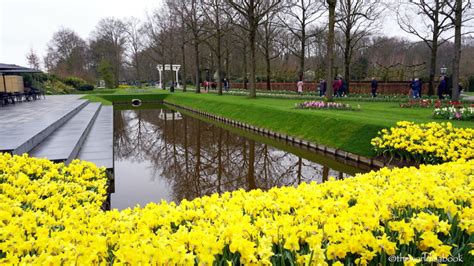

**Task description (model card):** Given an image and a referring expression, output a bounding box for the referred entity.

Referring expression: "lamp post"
[440,65,447,76]
[156,65,163,89]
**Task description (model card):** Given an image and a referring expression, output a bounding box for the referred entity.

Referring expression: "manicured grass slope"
[165,92,473,156]
[81,91,169,105]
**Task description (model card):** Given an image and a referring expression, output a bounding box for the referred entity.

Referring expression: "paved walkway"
[0,95,113,169]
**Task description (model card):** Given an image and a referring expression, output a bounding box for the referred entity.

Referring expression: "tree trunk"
[249,24,257,98]
[134,54,140,82]
[265,22,271,91]
[115,47,121,88]
[243,42,248,90]
[194,39,201,93]
[181,43,187,92]
[247,140,256,190]
[428,27,439,96]
[266,51,271,91]
[217,30,223,95]
[225,41,230,81]
[322,166,329,182]
[194,120,201,197]
[300,24,305,80]
[326,0,337,100]
[344,22,351,91]
[451,0,462,101]
[297,157,302,183]
[217,127,222,193]
[428,47,437,96]
[215,6,223,95]
[180,14,187,92]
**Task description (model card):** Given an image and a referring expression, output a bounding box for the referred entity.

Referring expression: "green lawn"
[83,90,473,157]
[80,88,169,105]
[164,92,473,157]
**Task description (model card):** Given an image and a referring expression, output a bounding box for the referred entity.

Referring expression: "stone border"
[164,101,387,169]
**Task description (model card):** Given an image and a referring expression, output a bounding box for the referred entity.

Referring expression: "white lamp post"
[172,65,181,88]
[440,65,447,76]
[156,65,163,89]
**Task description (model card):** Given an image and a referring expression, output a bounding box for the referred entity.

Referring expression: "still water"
[111,106,370,209]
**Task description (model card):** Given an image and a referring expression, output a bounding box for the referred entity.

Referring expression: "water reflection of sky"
[112,159,172,209]
[112,108,359,210]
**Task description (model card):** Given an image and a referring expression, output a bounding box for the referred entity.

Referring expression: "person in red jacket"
[333,77,342,97]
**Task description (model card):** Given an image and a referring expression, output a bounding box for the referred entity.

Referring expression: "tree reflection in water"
[113,108,351,208]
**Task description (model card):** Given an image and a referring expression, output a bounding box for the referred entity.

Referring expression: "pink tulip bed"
[295,101,355,110]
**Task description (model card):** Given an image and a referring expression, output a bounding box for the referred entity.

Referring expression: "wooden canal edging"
[164,101,387,169]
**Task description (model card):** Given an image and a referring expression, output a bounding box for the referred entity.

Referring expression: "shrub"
[98,60,115,89]
[77,84,95,91]
[42,79,74,94]
[63,76,88,89]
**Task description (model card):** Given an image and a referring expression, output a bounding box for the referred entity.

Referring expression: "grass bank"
[164,92,472,157]
[83,90,472,157]
[80,90,169,105]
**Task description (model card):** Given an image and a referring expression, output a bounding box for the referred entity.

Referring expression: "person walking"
[333,77,341,97]
[371,77,378,97]
[223,78,229,92]
[319,79,327,97]
[412,78,421,98]
[438,76,447,100]
[340,77,347,97]
[297,80,304,95]
[335,77,344,97]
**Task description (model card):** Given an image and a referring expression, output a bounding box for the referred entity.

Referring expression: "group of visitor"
[333,77,348,97]
[312,77,348,97]
[201,78,230,92]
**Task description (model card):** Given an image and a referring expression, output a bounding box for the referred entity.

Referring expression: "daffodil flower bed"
[1,153,473,265]
[371,121,474,164]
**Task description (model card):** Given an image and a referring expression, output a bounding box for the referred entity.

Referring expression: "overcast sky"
[0,0,162,67]
[0,0,421,69]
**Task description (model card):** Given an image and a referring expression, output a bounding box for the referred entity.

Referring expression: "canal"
[111,105,374,209]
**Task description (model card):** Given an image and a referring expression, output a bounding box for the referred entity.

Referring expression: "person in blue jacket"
[371,77,378,97]
[438,76,447,99]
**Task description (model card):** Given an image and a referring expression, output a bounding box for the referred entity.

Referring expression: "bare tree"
[181,0,206,93]
[258,11,281,90]
[44,28,88,78]
[26,48,41,70]
[279,0,324,80]
[144,8,169,81]
[124,17,145,81]
[167,0,189,91]
[227,0,282,98]
[202,0,233,95]
[326,0,337,100]
[92,18,128,87]
[336,0,382,89]
[397,0,455,96]
[443,0,473,101]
